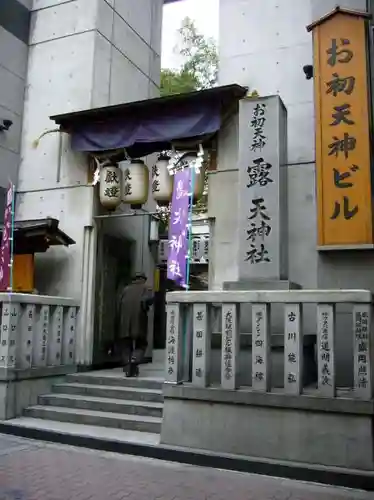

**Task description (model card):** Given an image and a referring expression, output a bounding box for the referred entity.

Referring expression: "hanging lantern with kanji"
[99,165,122,210]
[152,154,173,207]
[120,159,149,208]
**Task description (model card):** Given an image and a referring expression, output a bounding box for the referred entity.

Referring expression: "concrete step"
[24,406,162,434]
[140,363,164,373]
[2,418,374,492]
[52,383,164,403]
[151,350,165,364]
[2,417,161,445]
[66,373,163,391]
[38,394,163,418]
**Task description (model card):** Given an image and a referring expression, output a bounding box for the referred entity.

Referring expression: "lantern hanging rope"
[92,157,111,186]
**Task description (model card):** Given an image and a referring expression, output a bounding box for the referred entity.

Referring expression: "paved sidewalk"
[0,434,372,500]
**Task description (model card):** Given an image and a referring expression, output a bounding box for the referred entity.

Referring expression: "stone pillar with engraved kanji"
[224,96,300,354]
[237,95,288,281]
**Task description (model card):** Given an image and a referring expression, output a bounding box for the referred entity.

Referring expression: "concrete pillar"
[15,0,163,364]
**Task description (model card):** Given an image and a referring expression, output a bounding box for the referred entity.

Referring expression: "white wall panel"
[19,32,95,191]
[0,27,29,79]
[30,0,98,45]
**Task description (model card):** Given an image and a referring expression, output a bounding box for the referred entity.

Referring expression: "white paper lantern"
[99,165,122,210]
[149,217,159,242]
[120,159,149,206]
[152,155,173,206]
[193,165,205,201]
[177,152,205,201]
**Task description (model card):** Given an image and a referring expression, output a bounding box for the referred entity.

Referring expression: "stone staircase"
[16,368,164,443]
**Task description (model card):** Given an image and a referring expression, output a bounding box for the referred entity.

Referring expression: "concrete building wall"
[208,112,239,289]
[0,0,31,216]
[213,0,372,385]
[15,0,163,301]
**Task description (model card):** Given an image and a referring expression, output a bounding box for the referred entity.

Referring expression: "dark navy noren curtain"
[69,101,221,157]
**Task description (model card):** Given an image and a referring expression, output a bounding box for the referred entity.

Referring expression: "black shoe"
[129,363,139,377]
[123,364,132,376]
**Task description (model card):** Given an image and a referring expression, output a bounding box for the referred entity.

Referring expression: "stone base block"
[161,385,374,471]
[0,366,77,420]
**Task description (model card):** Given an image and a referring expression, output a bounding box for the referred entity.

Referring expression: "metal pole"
[185,167,195,291]
[181,167,195,381]
[93,210,160,221]
[9,183,15,293]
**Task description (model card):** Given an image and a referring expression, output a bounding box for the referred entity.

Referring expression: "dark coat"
[117,281,153,341]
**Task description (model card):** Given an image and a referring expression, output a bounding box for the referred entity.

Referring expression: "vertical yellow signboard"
[308,8,373,247]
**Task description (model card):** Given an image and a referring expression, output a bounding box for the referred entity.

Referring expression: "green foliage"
[177,17,219,90]
[160,68,198,97]
[160,17,218,96]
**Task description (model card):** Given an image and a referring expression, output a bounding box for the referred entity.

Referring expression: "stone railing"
[165,290,373,400]
[0,293,79,371]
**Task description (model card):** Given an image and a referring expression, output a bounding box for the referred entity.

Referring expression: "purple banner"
[0,184,13,291]
[167,169,191,286]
